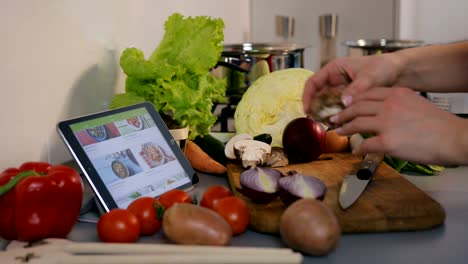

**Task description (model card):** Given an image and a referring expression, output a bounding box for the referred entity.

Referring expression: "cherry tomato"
[158,189,192,209]
[214,196,250,236]
[127,197,163,236]
[200,185,232,210]
[97,209,140,243]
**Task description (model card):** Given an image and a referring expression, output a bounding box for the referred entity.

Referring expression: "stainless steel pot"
[215,43,310,95]
[221,43,308,71]
[345,39,424,56]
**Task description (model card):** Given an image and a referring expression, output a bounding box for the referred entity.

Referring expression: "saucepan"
[345,39,424,56]
[213,42,310,97]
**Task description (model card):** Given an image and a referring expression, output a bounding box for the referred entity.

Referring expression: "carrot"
[185,140,227,175]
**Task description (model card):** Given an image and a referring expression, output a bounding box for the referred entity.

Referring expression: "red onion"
[278,171,327,206]
[237,167,282,204]
[282,117,326,164]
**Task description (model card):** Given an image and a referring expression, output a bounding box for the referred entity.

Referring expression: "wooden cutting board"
[226,153,445,234]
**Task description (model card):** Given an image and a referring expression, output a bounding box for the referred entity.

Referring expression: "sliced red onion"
[278,171,327,206]
[237,167,282,204]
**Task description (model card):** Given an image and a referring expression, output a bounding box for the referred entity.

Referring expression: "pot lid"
[222,42,311,55]
[345,39,424,49]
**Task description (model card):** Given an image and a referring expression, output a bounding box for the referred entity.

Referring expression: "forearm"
[392,41,468,93]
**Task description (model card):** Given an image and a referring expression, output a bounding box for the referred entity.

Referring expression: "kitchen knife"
[339,152,385,209]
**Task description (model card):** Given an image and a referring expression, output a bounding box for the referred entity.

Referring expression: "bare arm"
[394,41,468,92]
[333,87,468,166]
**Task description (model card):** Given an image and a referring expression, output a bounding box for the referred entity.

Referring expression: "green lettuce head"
[110,13,226,139]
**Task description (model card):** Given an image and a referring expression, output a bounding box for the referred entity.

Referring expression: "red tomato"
[158,189,192,209]
[127,197,163,236]
[214,196,250,236]
[200,185,232,210]
[97,209,140,243]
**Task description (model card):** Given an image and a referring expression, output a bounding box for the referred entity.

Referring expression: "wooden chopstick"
[64,242,296,256]
[61,242,303,264]
[59,253,303,264]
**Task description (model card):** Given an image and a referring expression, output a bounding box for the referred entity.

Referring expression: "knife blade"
[339,152,385,210]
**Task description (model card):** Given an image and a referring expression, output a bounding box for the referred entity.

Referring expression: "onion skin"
[237,167,282,204]
[282,118,326,164]
[236,187,278,204]
[278,171,327,206]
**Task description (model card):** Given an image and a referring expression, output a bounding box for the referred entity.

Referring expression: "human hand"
[303,54,402,115]
[331,87,467,165]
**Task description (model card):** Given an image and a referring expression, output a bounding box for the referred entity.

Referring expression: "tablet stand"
[77,175,106,223]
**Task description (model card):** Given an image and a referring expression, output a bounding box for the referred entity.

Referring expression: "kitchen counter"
[2,165,468,263]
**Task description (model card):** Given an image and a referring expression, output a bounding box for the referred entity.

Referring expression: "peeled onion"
[282,118,326,164]
[324,130,349,153]
[278,171,327,206]
[237,167,282,203]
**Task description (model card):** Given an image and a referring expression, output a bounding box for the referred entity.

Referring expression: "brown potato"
[280,198,341,256]
[163,203,232,246]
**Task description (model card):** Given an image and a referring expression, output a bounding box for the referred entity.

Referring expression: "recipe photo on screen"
[70,107,191,208]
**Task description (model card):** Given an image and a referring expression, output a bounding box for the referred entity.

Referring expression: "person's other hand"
[331,87,466,165]
[303,54,402,115]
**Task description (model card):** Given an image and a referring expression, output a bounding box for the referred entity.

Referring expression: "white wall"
[0,0,250,168]
[397,0,468,44]
[250,0,396,71]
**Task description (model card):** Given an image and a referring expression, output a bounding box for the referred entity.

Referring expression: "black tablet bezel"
[57,102,199,212]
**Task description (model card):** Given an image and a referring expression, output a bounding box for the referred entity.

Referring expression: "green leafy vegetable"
[384,155,408,173]
[110,13,226,139]
[401,161,444,175]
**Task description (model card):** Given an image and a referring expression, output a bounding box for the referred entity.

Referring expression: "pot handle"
[215,60,249,73]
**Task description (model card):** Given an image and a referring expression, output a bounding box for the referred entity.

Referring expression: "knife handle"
[356,153,385,180]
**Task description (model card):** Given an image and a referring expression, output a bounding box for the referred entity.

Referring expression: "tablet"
[57,102,199,212]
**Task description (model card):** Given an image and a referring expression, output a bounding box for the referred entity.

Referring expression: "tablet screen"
[58,102,198,210]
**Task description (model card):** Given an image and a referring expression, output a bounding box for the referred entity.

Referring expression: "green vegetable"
[248,60,270,83]
[253,133,273,145]
[401,161,444,175]
[193,134,227,166]
[109,13,227,139]
[225,68,246,96]
[384,155,408,173]
[234,68,314,147]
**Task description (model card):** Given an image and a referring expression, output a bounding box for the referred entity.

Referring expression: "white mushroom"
[224,133,254,160]
[233,139,272,168]
[310,89,345,128]
[316,105,343,120]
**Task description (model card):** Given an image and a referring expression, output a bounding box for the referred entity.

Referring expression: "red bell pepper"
[0,161,83,242]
